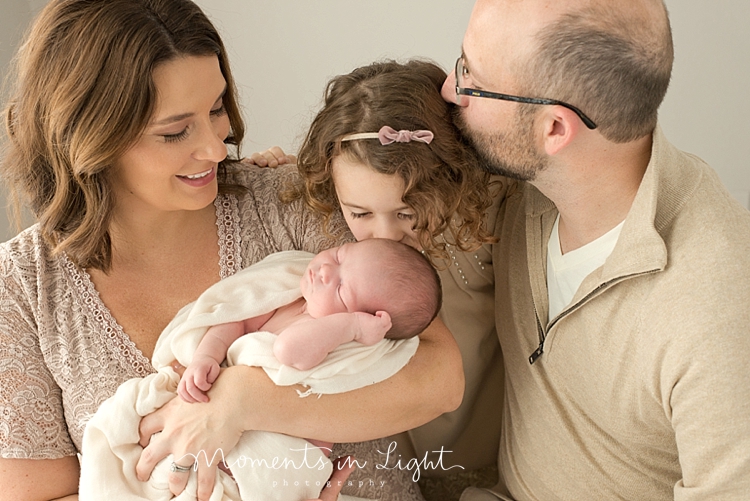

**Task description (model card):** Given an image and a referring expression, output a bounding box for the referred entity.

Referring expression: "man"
[444,1,750,500]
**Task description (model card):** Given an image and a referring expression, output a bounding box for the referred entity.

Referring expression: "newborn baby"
[178,238,442,402]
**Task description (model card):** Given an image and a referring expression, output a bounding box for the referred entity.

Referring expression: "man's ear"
[541,105,581,156]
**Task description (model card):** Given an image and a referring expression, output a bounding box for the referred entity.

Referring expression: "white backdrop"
[1,0,749,240]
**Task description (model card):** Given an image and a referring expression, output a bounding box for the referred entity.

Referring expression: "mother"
[0,1,462,499]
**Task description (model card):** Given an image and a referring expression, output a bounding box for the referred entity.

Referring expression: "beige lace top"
[0,165,348,458]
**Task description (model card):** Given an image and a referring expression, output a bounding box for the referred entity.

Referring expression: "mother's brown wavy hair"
[0,0,244,271]
[290,60,495,262]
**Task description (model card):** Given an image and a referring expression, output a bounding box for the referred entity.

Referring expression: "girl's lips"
[176,167,216,187]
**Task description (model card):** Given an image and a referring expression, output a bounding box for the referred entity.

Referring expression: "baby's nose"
[319,263,336,284]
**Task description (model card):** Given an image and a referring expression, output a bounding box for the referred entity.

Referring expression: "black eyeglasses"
[454,57,597,130]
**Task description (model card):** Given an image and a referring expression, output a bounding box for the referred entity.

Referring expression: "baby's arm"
[178,312,274,403]
[273,311,391,371]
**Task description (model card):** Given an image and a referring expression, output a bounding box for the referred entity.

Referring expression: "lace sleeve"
[278,167,353,255]
[0,241,76,459]
[230,164,353,266]
[332,438,425,500]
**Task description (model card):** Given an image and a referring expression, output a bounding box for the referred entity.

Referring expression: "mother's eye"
[163,128,189,143]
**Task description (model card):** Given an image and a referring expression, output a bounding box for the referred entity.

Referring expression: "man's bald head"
[470,0,673,142]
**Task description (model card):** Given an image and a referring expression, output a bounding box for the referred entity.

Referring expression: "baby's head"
[301,239,442,339]
[293,59,495,261]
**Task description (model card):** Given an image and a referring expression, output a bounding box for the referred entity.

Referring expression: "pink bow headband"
[341,125,434,145]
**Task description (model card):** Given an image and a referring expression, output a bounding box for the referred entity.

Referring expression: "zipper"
[529,305,545,364]
[528,269,661,365]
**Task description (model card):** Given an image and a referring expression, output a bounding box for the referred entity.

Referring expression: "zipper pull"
[529,343,544,364]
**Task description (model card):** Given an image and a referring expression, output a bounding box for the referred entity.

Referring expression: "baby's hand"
[354,311,392,346]
[177,355,221,403]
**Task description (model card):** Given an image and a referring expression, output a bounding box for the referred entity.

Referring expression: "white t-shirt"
[547,215,624,322]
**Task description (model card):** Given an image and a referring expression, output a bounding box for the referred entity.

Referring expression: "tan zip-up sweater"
[483,127,750,500]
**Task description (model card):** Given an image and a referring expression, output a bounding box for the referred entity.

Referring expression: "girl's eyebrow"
[150,85,227,126]
[340,200,412,212]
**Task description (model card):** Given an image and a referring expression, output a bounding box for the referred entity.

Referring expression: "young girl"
[252,59,507,499]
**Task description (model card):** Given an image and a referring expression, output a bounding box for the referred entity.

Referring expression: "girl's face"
[111,55,230,217]
[331,155,419,249]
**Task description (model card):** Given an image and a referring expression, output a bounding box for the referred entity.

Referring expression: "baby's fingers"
[177,380,196,403]
[184,378,210,403]
[206,364,221,385]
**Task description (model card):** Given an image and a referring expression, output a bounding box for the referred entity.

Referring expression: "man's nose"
[441,70,464,106]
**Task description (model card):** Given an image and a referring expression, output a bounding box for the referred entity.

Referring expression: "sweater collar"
[524,126,701,285]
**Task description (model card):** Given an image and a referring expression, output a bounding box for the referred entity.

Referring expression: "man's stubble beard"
[453,106,548,182]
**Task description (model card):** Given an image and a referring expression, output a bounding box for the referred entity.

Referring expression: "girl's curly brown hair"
[290,59,495,262]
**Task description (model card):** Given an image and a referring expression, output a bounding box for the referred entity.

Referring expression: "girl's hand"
[245,146,296,167]
[136,368,246,501]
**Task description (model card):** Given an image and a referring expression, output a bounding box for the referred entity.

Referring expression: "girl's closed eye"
[398,212,416,220]
[350,211,371,219]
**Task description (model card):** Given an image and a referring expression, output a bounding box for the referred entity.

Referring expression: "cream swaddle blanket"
[80,250,419,500]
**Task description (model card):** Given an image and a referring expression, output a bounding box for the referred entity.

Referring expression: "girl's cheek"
[345,220,367,242]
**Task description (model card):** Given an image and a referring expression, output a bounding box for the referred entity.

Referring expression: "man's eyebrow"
[150,85,227,126]
[460,47,486,88]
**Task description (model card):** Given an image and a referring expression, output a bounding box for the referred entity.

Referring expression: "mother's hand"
[136,365,246,501]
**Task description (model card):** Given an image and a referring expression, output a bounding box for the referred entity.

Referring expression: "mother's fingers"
[138,397,172,447]
[169,360,186,378]
[196,463,218,501]
[136,431,171,481]
[168,462,193,497]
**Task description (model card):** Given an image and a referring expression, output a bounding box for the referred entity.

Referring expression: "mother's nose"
[194,120,229,163]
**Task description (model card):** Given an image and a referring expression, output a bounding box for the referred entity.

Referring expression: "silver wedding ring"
[170,462,194,473]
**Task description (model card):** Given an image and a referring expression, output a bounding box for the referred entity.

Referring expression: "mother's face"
[110,55,230,216]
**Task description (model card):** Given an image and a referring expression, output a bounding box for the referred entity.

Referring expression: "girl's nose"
[372,221,405,242]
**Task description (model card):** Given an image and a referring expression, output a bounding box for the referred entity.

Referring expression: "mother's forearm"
[228,318,464,443]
